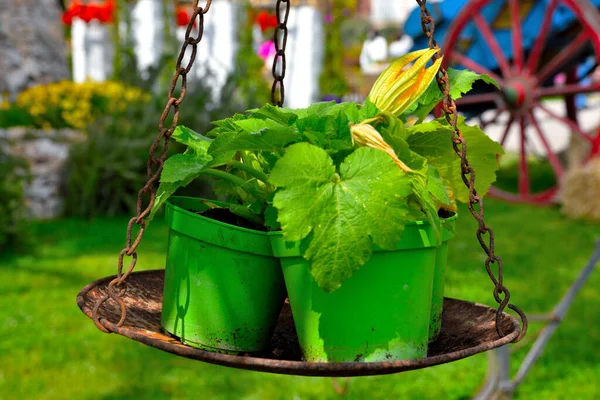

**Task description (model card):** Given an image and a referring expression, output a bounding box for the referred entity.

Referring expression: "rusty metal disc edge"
[76,270,520,378]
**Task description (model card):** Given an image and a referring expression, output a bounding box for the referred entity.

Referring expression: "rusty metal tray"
[77,270,520,377]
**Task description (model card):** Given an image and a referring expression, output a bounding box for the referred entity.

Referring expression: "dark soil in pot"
[195,207,267,231]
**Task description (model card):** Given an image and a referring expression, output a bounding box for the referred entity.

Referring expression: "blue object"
[405,0,600,73]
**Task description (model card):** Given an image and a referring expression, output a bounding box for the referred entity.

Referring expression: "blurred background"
[0,0,599,399]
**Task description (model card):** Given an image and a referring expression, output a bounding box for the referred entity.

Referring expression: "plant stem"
[228,160,269,183]
[361,116,384,126]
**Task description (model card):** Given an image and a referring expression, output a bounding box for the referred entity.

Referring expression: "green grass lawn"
[1,199,599,399]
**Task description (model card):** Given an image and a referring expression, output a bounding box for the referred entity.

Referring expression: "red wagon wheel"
[442,0,600,204]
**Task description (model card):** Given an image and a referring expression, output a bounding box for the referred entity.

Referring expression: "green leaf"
[264,205,280,230]
[234,118,292,135]
[172,126,212,154]
[412,179,441,237]
[378,118,428,172]
[295,111,352,151]
[206,114,247,138]
[270,143,412,293]
[343,102,360,124]
[358,99,380,121]
[404,68,499,121]
[147,128,214,223]
[288,101,349,119]
[212,113,248,128]
[427,165,451,208]
[159,154,212,183]
[247,103,299,125]
[207,126,299,166]
[148,178,194,224]
[406,117,503,203]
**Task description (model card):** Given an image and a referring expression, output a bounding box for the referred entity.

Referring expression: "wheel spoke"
[451,51,504,84]
[518,117,530,198]
[537,103,594,143]
[508,0,524,72]
[499,115,515,147]
[537,31,589,83]
[537,82,600,98]
[565,70,579,124]
[526,0,557,74]
[480,107,506,129]
[528,111,565,179]
[473,12,512,78]
[455,92,498,106]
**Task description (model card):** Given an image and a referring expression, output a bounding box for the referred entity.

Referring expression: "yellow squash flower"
[368,48,443,116]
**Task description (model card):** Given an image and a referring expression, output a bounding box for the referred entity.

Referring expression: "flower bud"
[368,48,443,116]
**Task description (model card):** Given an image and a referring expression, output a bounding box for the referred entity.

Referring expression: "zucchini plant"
[150,48,503,293]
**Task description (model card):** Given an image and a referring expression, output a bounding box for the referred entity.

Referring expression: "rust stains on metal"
[78,270,521,377]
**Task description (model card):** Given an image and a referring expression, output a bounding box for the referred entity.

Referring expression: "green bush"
[64,72,269,218]
[0,143,30,252]
[0,106,36,129]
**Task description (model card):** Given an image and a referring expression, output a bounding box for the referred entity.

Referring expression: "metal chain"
[271,0,290,106]
[416,0,527,342]
[92,0,213,333]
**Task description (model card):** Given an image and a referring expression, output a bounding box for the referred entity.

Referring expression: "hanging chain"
[271,0,290,106]
[92,0,212,333]
[416,0,527,342]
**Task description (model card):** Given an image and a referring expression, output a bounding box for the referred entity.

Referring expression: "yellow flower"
[13,80,150,130]
[368,48,443,116]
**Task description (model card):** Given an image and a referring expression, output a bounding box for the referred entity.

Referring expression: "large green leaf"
[406,118,503,203]
[270,143,412,293]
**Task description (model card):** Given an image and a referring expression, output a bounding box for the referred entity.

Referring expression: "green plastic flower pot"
[270,221,438,363]
[161,197,287,353]
[429,213,458,343]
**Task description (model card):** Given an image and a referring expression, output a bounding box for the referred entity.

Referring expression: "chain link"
[92,0,213,333]
[416,0,527,342]
[271,0,290,106]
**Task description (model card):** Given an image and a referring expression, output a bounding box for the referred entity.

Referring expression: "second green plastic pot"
[161,197,287,353]
[270,221,438,363]
[429,213,458,342]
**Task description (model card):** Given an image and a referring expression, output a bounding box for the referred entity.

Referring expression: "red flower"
[79,4,95,23]
[61,1,83,25]
[256,11,278,32]
[175,6,197,28]
[176,7,190,27]
[62,1,114,25]
[96,1,115,24]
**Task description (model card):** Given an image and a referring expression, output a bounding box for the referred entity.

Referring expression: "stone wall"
[0,128,85,220]
[0,0,69,96]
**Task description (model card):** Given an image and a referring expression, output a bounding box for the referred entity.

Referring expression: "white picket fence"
[71,0,324,108]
